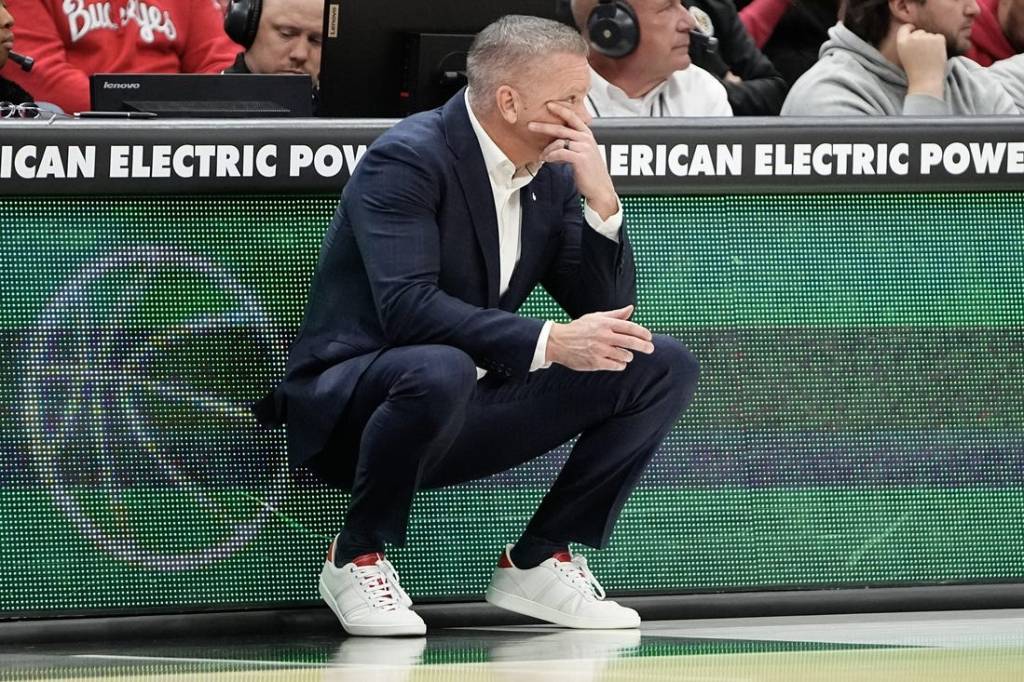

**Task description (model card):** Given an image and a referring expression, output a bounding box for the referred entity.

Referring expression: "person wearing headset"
[222,0,322,99]
[570,0,733,117]
[0,0,34,107]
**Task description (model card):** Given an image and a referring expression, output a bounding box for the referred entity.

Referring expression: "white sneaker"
[484,545,641,629]
[318,540,426,637]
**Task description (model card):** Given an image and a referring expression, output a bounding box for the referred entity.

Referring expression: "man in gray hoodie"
[781,0,1016,115]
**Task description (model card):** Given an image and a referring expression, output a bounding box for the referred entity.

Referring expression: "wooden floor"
[3,609,1023,681]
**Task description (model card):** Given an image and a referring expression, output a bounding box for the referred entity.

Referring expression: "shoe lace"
[353,558,410,611]
[556,554,606,601]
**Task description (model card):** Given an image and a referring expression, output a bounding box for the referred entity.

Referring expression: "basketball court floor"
[3,609,1022,681]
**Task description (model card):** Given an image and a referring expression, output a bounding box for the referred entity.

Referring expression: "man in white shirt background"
[571,0,733,116]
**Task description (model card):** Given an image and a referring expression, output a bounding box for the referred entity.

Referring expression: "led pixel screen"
[1,193,1022,616]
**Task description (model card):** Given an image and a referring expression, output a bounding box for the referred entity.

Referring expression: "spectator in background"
[781,0,1016,115]
[0,0,34,106]
[222,0,322,90]
[571,0,732,116]
[0,0,237,114]
[685,0,789,114]
[966,0,1024,64]
[737,0,840,85]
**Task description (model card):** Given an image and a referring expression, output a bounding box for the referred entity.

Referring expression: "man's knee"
[630,334,700,400]
[395,345,478,405]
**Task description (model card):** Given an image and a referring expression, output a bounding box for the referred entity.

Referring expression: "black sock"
[509,532,569,569]
[333,528,384,568]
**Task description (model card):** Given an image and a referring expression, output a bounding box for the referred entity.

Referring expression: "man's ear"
[889,0,918,24]
[495,85,519,124]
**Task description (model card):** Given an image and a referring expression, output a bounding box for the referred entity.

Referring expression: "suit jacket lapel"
[444,90,500,308]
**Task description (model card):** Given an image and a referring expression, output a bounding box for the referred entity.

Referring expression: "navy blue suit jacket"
[270,90,636,467]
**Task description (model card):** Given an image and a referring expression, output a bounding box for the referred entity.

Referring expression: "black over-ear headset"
[587,0,640,58]
[224,0,263,49]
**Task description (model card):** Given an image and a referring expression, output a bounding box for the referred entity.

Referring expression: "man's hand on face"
[546,305,655,372]
[528,102,619,221]
[897,23,948,100]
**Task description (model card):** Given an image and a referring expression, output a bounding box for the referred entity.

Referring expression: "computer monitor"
[319,1,566,118]
[90,74,314,118]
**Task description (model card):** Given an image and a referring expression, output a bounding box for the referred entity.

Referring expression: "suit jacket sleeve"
[346,138,545,379]
[540,167,636,319]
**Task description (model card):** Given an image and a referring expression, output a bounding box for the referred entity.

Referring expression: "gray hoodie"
[781,23,1017,115]
[986,53,1024,114]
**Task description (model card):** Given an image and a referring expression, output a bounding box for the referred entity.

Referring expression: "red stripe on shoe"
[552,551,572,563]
[352,552,385,567]
[498,551,515,568]
[327,539,335,564]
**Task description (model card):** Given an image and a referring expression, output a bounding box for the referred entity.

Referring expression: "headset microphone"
[689,28,718,56]
[8,50,34,72]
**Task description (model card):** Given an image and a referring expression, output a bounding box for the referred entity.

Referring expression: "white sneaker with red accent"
[484,545,641,629]
[318,540,426,637]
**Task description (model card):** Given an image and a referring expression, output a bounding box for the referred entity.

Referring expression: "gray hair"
[466,15,589,113]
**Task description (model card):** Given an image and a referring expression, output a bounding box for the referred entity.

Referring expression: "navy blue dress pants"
[307,334,699,549]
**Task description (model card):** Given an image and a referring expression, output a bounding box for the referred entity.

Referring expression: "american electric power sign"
[2,118,1023,193]
[4,141,1024,180]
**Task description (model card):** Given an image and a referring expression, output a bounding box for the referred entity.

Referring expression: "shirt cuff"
[530,320,554,372]
[583,197,622,243]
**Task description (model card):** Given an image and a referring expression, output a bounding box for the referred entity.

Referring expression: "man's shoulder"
[667,65,730,114]
[987,52,1024,79]
[364,106,451,166]
[781,51,889,115]
[789,48,880,92]
[222,52,249,74]
[376,106,448,147]
[947,55,1018,113]
[671,64,722,90]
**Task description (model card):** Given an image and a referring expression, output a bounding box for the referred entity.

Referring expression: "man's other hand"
[546,305,655,371]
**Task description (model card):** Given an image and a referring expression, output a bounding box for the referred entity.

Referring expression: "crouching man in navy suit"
[260,15,700,636]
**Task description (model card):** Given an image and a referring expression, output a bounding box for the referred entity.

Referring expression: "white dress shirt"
[585,65,732,117]
[464,90,623,378]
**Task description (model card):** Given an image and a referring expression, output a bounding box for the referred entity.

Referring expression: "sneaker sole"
[319,577,426,637]
[485,585,640,629]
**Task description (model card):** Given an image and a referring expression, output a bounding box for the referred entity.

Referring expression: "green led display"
[0,193,1021,616]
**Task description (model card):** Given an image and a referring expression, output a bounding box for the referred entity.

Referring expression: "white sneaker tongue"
[352,552,385,567]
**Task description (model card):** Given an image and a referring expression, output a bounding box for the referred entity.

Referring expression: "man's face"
[245,0,323,87]
[0,0,14,70]
[627,0,696,80]
[998,0,1024,52]
[509,52,592,159]
[907,0,980,56]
